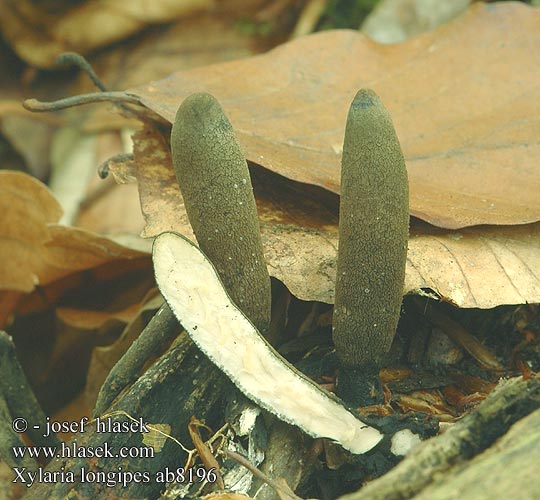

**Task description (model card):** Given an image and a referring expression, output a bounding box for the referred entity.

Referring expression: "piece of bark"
[0,330,61,449]
[0,396,37,470]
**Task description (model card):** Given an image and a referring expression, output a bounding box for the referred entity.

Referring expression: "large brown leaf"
[128,2,540,230]
[127,126,540,309]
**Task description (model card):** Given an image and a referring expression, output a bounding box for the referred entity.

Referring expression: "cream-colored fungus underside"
[153,232,382,454]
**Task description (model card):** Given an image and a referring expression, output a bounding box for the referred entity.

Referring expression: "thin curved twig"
[23,92,141,112]
[56,52,108,91]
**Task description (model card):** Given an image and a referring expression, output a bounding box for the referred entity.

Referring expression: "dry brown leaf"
[76,136,540,313]
[131,125,339,303]
[0,171,148,294]
[76,182,146,236]
[133,126,195,240]
[14,257,153,317]
[0,169,154,390]
[128,127,540,309]
[406,223,540,309]
[129,2,540,230]
[56,301,144,330]
[0,0,269,69]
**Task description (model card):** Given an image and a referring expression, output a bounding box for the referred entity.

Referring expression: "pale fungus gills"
[332,89,409,405]
[170,92,271,335]
[153,231,383,455]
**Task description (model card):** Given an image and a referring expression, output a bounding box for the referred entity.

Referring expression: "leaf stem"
[23,92,141,112]
[56,52,108,91]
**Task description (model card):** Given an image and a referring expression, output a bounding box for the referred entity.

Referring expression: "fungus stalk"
[332,89,409,405]
[170,93,271,335]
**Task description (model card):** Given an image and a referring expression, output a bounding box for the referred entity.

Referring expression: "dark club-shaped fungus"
[170,92,272,335]
[332,89,409,405]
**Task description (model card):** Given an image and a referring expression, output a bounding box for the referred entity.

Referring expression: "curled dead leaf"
[127,126,540,309]
[0,171,147,293]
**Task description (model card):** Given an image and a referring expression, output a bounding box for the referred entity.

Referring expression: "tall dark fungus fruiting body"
[333,89,409,406]
[170,92,271,335]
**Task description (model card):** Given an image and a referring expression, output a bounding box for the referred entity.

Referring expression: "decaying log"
[412,408,540,499]
[340,376,540,500]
